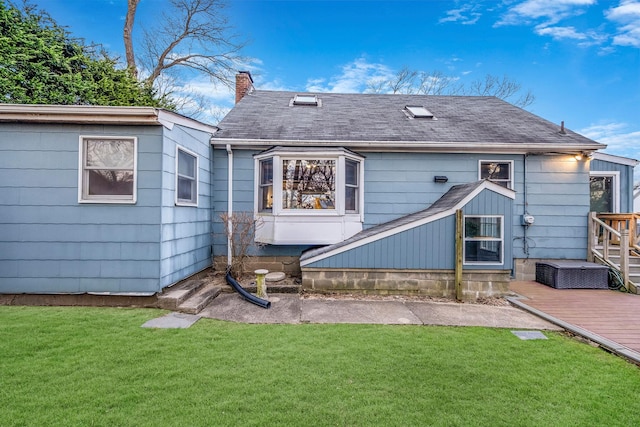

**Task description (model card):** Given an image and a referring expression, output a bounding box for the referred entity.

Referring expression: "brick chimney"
[235,71,254,104]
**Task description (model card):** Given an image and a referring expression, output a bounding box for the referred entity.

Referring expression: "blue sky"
[41,0,640,175]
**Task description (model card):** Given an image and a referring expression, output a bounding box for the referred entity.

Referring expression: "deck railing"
[595,213,640,249]
[588,212,639,292]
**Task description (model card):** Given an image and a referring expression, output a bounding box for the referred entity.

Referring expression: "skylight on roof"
[293,95,319,106]
[405,105,434,118]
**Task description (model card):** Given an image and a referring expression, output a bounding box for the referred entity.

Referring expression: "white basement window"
[464,215,504,265]
[78,136,137,203]
[254,147,364,245]
[176,146,198,206]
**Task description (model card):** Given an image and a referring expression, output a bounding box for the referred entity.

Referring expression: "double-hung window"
[259,158,273,211]
[345,159,359,213]
[253,147,364,244]
[79,136,137,203]
[464,216,503,265]
[176,146,198,206]
[479,160,513,189]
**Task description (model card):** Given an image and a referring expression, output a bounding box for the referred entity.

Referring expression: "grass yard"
[1,306,639,426]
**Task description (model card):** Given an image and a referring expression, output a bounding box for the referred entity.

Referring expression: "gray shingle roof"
[213,90,603,151]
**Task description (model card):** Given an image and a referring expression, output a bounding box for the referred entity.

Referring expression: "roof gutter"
[0,104,161,125]
[212,138,605,154]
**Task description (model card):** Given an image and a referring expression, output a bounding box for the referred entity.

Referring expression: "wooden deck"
[509,281,640,361]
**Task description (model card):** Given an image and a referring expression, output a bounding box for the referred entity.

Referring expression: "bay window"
[254,147,364,244]
[345,159,359,212]
[283,159,335,210]
[259,159,273,211]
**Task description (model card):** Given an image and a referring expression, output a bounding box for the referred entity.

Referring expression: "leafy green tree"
[0,1,173,108]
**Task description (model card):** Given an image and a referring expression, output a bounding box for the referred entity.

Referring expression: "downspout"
[523,153,529,257]
[226,144,233,269]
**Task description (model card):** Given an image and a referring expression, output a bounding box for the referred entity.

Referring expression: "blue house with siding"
[0,71,637,299]
[210,72,637,299]
[0,105,216,295]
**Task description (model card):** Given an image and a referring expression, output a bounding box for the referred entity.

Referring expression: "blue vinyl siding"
[590,158,635,212]
[159,124,213,287]
[214,149,594,266]
[363,153,523,227]
[0,123,164,294]
[512,154,590,260]
[305,187,513,270]
[307,217,456,269]
[211,148,311,259]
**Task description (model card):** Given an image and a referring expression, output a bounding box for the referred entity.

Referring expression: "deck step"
[157,279,204,310]
[177,283,223,314]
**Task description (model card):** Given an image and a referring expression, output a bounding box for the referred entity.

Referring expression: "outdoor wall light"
[434,176,448,183]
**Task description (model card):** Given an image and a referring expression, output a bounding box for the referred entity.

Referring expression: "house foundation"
[301,268,511,301]
[213,256,301,277]
[514,258,587,281]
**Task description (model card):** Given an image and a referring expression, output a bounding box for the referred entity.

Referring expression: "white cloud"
[606,0,640,47]
[493,0,630,49]
[497,0,596,26]
[305,57,395,94]
[580,122,640,159]
[255,77,290,92]
[535,25,588,39]
[439,3,483,25]
[580,122,640,182]
[534,24,608,46]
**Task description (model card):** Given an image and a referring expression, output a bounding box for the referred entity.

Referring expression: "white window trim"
[590,171,620,213]
[175,145,199,207]
[344,158,360,214]
[253,148,364,245]
[254,150,364,219]
[78,135,137,204]
[478,160,514,190]
[463,215,504,266]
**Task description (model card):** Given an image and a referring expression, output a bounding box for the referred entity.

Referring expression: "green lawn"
[1,306,639,426]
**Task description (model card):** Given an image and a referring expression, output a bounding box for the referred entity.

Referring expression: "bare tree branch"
[366,67,535,108]
[125,0,247,116]
[136,0,246,88]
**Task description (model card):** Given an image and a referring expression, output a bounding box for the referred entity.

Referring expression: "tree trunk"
[124,0,141,77]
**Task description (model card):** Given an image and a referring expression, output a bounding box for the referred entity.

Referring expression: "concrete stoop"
[158,273,302,315]
[158,279,222,315]
[178,283,223,314]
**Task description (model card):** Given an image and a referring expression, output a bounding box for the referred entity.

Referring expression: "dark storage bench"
[535,261,609,289]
